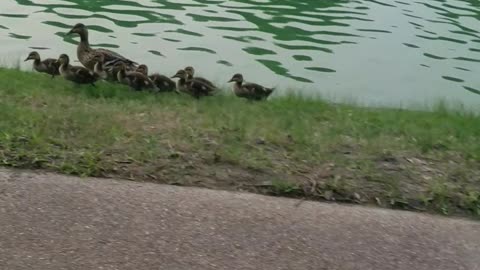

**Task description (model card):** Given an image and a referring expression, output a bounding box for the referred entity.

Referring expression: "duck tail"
[128,59,138,67]
[265,87,275,97]
[123,59,138,70]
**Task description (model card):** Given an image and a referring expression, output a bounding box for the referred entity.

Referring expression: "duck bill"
[228,78,235,83]
[24,57,31,62]
[171,74,179,79]
[67,29,74,35]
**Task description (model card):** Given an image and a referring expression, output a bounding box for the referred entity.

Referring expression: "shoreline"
[1,68,479,218]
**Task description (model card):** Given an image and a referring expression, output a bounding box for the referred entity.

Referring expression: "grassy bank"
[1,68,479,218]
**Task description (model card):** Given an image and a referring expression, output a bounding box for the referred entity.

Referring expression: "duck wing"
[188,79,215,98]
[125,72,156,91]
[43,58,60,76]
[194,76,216,89]
[72,66,96,80]
[61,65,98,85]
[243,83,274,100]
[96,49,137,67]
[149,74,176,92]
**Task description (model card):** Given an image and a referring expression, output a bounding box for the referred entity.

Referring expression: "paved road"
[0,169,479,270]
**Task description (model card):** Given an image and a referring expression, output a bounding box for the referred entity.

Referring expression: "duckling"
[171,69,188,94]
[228,73,274,101]
[136,65,176,92]
[184,66,216,89]
[93,54,108,80]
[135,64,148,76]
[116,62,130,85]
[117,63,157,91]
[172,69,216,99]
[109,62,125,83]
[67,23,137,78]
[24,51,60,78]
[57,54,100,86]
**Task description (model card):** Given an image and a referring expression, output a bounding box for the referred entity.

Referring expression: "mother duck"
[67,23,137,79]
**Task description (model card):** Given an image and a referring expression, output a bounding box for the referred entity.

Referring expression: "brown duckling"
[117,63,157,91]
[67,23,137,79]
[228,73,274,101]
[171,69,188,94]
[136,65,176,92]
[109,62,125,82]
[116,62,130,85]
[24,51,60,78]
[172,69,216,99]
[57,54,100,86]
[93,54,108,80]
[184,66,216,89]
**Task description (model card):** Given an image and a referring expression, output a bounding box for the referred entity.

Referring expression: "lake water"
[1,0,479,108]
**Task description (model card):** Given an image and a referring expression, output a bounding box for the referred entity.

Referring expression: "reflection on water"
[0,0,479,108]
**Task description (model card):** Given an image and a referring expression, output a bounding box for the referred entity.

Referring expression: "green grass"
[1,68,480,218]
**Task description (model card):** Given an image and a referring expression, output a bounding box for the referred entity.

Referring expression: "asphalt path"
[0,169,479,270]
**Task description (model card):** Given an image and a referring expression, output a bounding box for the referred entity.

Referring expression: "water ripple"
[0,0,479,108]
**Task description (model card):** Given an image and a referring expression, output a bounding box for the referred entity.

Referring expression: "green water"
[1,0,479,107]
